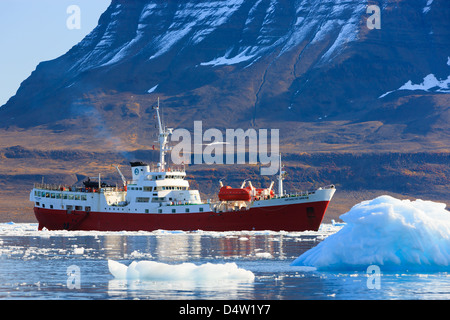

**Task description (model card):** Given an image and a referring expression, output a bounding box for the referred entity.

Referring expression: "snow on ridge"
[278,1,366,60]
[70,0,374,72]
[149,0,245,60]
[399,74,450,92]
[379,73,450,98]
[69,4,126,71]
[147,84,158,93]
[243,0,263,30]
[140,3,158,21]
[423,0,433,14]
[316,3,366,64]
[200,47,256,67]
[202,0,369,66]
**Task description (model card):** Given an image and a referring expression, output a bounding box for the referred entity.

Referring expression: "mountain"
[0,0,449,222]
[0,0,449,153]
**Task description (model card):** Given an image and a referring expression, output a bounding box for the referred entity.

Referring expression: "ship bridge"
[126,161,202,207]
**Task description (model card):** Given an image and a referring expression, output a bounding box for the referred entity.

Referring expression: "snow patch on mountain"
[149,0,245,60]
[279,1,366,62]
[67,0,374,73]
[147,85,158,93]
[423,0,433,14]
[379,73,450,98]
[200,47,256,66]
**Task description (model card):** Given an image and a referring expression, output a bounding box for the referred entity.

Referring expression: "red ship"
[30,102,335,232]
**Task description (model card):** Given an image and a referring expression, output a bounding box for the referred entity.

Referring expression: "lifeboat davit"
[218,186,251,202]
[253,188,275,197]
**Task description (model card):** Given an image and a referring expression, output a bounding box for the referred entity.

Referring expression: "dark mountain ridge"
[0,0,448,147]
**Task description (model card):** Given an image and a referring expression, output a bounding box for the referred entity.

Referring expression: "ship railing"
[165,165,186,173]
[144,164,186,173]
[33,183,126,193]
[34,183,69,191]
[269,184,335,199]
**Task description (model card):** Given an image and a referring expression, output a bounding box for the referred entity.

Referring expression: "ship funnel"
[130,161,150,181]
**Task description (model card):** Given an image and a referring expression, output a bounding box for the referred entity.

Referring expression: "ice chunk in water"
[292,196,450,271]
[108,260,255,281]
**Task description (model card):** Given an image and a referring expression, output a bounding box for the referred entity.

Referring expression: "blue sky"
[0,0,111,106]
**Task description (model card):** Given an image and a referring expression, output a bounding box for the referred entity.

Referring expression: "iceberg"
[292,195,450,271]
[108,260,255,282]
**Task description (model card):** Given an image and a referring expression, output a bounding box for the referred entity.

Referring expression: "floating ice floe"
[108,260,255,282]
[292,195,450,271]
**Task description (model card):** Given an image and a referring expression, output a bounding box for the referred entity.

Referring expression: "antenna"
[154,98,173,172]
[277,154,285,196]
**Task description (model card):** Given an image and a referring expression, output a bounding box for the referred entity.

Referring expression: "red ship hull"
[34,200,331,232]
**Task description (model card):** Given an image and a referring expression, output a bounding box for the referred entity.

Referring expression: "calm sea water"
[0,222,449,300]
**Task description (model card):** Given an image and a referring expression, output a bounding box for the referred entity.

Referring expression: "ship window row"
[161,186,187,191]
[129,186,188,191]
[148,175,184,181]
[35,191,87,201]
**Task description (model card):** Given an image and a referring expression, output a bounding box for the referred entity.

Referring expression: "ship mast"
[277,153,285,196]
[155,98,173,172]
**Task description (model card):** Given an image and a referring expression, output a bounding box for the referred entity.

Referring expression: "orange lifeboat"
[218,186,251,201]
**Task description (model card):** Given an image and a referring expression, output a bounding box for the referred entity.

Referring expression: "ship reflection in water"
[0,223,335,299]
[100,229,319,261]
